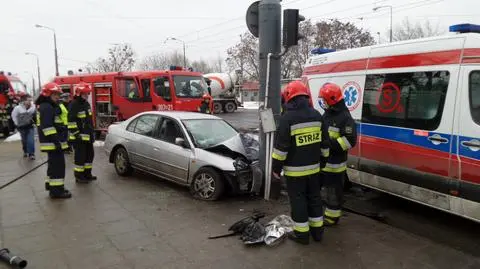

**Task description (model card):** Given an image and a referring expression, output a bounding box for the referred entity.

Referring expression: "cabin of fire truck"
[53,66,211,133]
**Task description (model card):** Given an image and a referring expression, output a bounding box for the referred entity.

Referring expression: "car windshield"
[182,119,238,148]
[173,76,207,98]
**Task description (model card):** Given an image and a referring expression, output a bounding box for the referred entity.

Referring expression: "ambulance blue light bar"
[310,48,336,55]
[449,24,480,34]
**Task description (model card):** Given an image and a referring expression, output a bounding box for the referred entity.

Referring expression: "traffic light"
[283,9,305,48]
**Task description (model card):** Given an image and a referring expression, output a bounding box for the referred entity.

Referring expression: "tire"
[223,102,236,113]
[113,147,133,176]
[213,102,222,114]
[190,167,225,201]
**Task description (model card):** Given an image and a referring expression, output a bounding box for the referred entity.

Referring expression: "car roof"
[138,111,221,121]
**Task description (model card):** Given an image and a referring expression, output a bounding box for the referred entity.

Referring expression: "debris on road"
[0,248,28,268]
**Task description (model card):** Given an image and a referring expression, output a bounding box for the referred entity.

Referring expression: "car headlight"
[233,158,249,170]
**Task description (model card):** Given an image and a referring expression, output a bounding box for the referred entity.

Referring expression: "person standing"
[197,94,212,114]
[36,82,72,199]
[68,82,97,183]
[59,93,72,153]
[11,94,36,159]
[317,83,357,226]
[271,81,330,245]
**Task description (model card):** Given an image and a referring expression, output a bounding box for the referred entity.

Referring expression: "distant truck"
[204,72,242,114]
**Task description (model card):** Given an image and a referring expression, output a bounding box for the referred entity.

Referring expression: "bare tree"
[392,17,444,41]
[138,53,170,70]
[315,19,375,49]
[87,44,136,72]
[283,19,317,78]
[190,59,215,74]
[226,33,260,80]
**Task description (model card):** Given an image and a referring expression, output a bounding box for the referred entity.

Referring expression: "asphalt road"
[220,108,480,258]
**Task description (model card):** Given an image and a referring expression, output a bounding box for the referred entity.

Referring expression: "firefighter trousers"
[322,171,345,225]
[73,141,94,178]
[46,150,65,189]
[285,174,324,243]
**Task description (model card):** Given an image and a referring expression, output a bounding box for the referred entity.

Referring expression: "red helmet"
[318,83,343,107]
[74,82,92,96]
[283,81,309,103]
[41,82,62,97]
[202,94,210,99]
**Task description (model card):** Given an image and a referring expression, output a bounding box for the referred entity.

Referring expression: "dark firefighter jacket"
[271,96,330,177]
[68,97,94,143]
[322,100,357,173]
[198,99,211,114]
[36,96,68,152]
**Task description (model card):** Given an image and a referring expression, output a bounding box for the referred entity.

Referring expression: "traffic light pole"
[258,0,282,199]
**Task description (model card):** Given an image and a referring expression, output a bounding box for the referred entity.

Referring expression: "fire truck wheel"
[190,167,225,201]
[113,147,133,176]
[223,102,236,113]
[213,102,223,114]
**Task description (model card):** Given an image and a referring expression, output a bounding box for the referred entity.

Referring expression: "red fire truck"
[53,66,212,137]
[0,71,27,137]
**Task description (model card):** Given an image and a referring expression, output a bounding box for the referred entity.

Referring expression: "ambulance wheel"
[213,102,222,114]
[191,167,225,201]
[223,102,236,113]
[114,147,133,176]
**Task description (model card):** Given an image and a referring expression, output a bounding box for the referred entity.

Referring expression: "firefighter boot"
[85,170,97,181]
[287,231,310,245]
[49,186,72,199]
[310,226,324,242]
[324,216,340,227]
[74,171,90,184]
[45,178,50,191]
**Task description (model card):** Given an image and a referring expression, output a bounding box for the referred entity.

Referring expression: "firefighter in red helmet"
[35,82,72,199]
[271,81,330,245]
[197,94,212,114]
[68,82,97,183]
[318,82,357,226]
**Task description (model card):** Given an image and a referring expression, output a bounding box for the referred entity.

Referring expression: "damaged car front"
[182,119,263,197]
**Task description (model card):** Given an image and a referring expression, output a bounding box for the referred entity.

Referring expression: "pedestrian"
[271,81,330,245]
[59,92,72,153]
[68,82,97,183]
[317,83,357,226]
[11,93,36,159]
[197,94,212,114]
[36,82,72,199]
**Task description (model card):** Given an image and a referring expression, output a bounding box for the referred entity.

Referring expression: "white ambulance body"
[302,24,480,222]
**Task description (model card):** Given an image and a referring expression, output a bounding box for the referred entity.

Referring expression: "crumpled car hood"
[205,133,259,161]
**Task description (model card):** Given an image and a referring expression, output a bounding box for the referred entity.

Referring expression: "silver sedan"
[104,111,261,200]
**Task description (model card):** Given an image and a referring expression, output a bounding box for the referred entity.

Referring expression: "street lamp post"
[35,24,59,76]
[25,52,41,96]
[165,37,186,68]
[373,5,393,43]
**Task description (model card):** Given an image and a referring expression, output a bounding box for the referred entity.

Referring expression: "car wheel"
[114,147,133,176]
[191,167,225,201]
[224,102,236,113]
[213,102,222,114]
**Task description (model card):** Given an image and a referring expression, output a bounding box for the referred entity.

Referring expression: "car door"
[129,114,161,171]
[150,117,192,183]
[456,68,480,202]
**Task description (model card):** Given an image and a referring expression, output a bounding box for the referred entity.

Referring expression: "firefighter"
[271,81,330,245]
[36,82,72,199]
[317,83,357,226]
[197,94,211,114]
[68,82,97,183]
[59,93,72,153]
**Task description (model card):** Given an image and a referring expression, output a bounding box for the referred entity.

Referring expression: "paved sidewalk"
[0,141,479,269]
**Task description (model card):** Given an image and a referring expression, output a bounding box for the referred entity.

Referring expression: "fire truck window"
[157,118,184,144]
[153,77,171,101]
[469,71,480,126]
[173,76,207,98]
[116,78,140,100]
[141,79,151,99]
[362,71,449,130]
[133,114,159,137]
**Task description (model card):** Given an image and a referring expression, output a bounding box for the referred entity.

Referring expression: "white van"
[302,24,480,222]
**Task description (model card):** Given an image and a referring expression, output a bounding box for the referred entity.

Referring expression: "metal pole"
[53,32,59,76]
[183,41,186,68]
[389,6,393,43]
[258,0,281,199]
[36,56,41,96]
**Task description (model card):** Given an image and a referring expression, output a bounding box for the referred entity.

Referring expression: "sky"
[2,0,480,91]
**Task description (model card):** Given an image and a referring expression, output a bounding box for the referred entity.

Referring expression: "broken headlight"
[233,158,250,170]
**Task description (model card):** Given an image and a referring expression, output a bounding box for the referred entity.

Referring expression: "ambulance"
[302,24,480,222]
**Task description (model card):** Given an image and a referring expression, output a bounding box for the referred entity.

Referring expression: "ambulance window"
[362,71,449,130]
[469,71,480,125]
[153,77,171,101]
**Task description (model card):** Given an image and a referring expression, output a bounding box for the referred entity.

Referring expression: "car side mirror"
[175,137,187,148]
